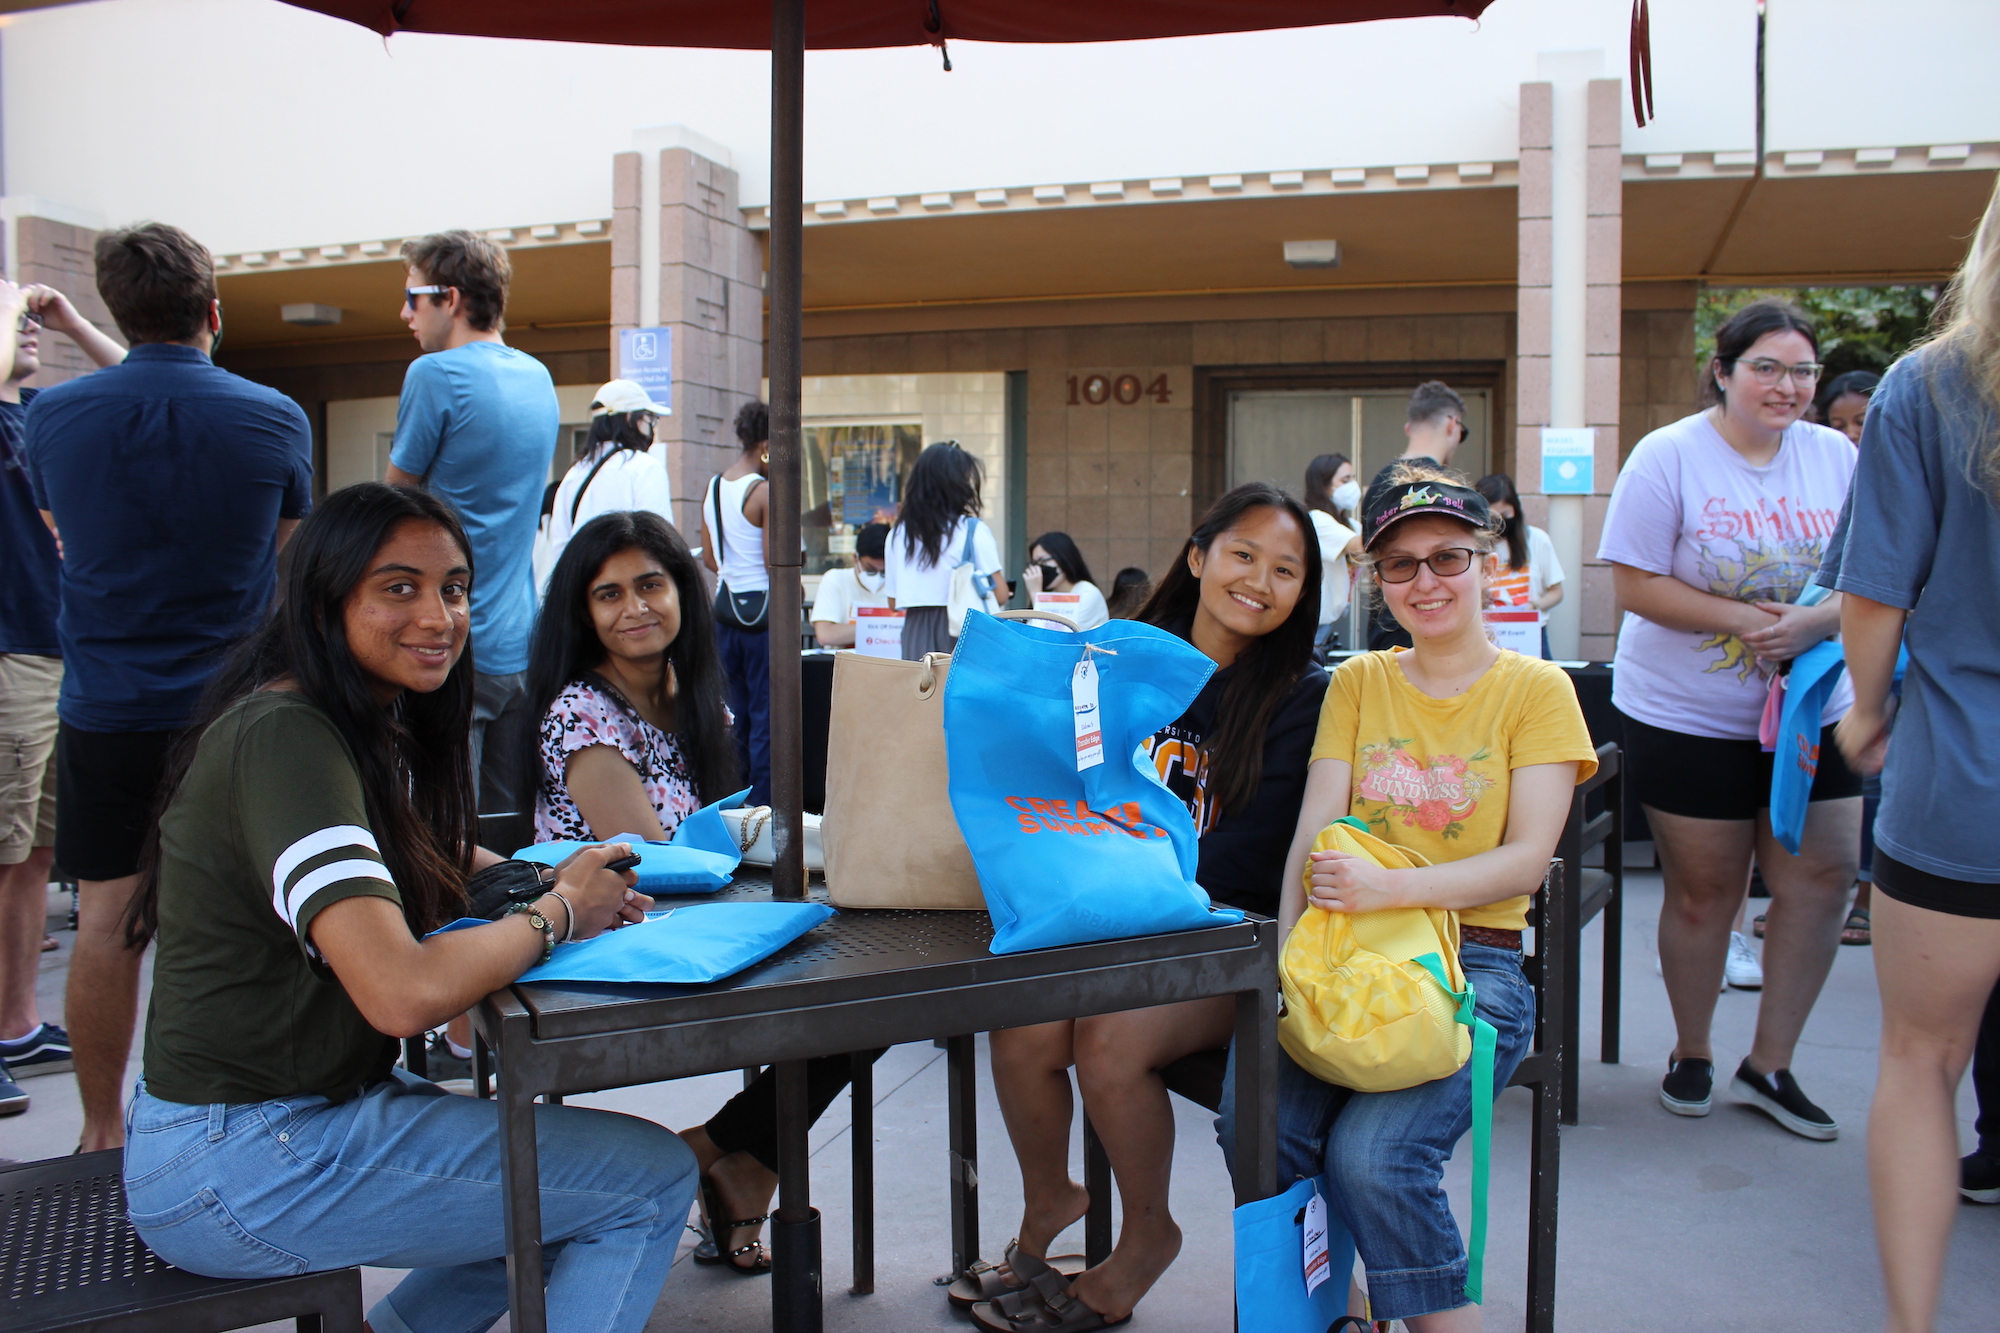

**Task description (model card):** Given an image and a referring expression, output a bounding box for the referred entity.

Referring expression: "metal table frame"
[472,877,1279,1333]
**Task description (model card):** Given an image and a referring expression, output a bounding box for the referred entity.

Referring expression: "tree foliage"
[1695,285,1942,386]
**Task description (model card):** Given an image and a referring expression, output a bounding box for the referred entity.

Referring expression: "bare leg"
[1405,1304,1484,1332]
[0,849,53,1040]
[1748,799,1860,1075]
[1868,893,2000,1333]
[1649,807,1756,1062]
[1066,997,1233,1320]
[67,874,145,1152]
[680,1123,778,1269]
[989,1021,1088,1259]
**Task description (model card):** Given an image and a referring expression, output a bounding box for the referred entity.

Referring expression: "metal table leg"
[946,1034,980,1279]
[1230,977,1280,1205]
[849,1051,874,1295]
[493,1013,548,1333]
[771,1059,822,1333]
[1082,1115,1112,1265]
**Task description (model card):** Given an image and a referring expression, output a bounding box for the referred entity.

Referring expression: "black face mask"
[1035,561,1062,584]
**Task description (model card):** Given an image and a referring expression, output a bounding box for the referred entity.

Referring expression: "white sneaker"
[1725,932,1763,989]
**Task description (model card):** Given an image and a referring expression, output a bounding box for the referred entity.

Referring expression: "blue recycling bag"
[1769,641,1846,855]
[1234,1176,1354,1332]
[516,788,752,895]
[942,611,1243,955]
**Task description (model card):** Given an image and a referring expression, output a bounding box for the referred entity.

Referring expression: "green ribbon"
[1411,951,1498,1307]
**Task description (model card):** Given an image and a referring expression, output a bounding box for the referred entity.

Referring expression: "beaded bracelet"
[505,900,557,965]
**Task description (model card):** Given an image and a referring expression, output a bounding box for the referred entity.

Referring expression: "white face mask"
[856,567,885,591]
[1332,480,1361,514]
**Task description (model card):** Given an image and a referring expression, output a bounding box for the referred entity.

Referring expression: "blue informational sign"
[1540,427,1595,494]
[617,326,673,412]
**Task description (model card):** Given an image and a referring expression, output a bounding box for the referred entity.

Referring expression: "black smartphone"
[605,853,642,873]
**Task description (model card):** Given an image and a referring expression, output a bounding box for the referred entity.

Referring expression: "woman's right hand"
[549,843,649,939]
[1836,701,1892,775]
[1023,562,1045,596]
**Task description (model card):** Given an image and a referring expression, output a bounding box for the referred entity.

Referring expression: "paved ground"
[8,872,1998,1330]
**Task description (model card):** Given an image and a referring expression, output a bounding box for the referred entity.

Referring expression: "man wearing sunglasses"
[384,231,557,820]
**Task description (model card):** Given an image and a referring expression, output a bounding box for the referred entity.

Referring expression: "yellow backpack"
[1276,816,1499,1304]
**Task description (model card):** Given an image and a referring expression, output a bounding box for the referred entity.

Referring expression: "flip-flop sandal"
[1752,913,1767,939]
[968,1248,1130,1331]
[947,1240,1087,1310]
[692,1175,772,1276]
[1840,908,1872,946]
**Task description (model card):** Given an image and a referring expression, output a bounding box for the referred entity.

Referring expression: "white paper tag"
[1302,1188,1331,1295]
[1072,656,1103,771]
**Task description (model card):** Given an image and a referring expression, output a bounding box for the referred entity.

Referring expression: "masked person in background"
[810,522,890,648]
[1023,531,1110,630]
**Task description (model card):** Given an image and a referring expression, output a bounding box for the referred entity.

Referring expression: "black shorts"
[55,723,180,881]
[1620,710,1863,823]
[1874,852,2000,920]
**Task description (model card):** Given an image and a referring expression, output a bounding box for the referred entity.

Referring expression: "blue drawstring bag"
[1769,641,1846,855]
[428,901,833,985]
[942,611,1243,955]
[516,788,752,895]
[1234,1176,1354,1332]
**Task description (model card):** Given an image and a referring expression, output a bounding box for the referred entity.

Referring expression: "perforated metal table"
[473,873,1280,1333]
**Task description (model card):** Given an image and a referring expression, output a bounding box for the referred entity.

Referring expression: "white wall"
[1764,0,2000,152]
[0,0,1784,255]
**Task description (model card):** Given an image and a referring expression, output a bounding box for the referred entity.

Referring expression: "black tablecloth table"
[473,875,1280,1333]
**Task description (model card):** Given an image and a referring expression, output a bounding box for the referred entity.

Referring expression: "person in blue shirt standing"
[24,224,313,1151]
[0,281,126,1120]
[384,231,557,822]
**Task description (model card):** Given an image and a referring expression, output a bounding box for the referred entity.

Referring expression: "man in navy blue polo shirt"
[25,223,312,1151]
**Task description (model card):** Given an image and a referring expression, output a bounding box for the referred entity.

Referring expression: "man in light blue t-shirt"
[386,231,556,819]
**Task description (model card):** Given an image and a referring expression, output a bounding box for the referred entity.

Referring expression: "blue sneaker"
[0,1061,25,1116]
[0,1023,73,1078]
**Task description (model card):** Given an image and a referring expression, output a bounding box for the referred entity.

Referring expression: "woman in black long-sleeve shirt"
[973,485,1326,1332]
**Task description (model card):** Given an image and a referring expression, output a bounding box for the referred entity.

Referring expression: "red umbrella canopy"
[281,0,1491,49]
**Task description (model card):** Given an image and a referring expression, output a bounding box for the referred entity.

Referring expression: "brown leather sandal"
[969,1248,1130,1331]
[947,1240,1087,1310]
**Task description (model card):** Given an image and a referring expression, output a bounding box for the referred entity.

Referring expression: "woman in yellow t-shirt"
[1259,461,1595,1330]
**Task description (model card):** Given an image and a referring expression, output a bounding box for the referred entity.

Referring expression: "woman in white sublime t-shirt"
[1598,299,1860,1142]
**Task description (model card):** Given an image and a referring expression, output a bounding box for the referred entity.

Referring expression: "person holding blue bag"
[1238,464,1595,1331]
[117,483,697,1333]
[526,508,881,1278]
[971,484,1328,1332]
[884,440,1010,659]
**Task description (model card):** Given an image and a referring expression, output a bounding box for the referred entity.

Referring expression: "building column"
[611,128,765,539]
[1514,59,1621,661]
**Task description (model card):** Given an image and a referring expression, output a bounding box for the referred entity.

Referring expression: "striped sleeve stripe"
[280,859,396,931]
[270,825,390,929]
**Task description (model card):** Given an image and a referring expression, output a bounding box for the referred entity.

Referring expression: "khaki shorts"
[0,654,61,865]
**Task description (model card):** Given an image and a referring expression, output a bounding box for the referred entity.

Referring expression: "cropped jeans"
[1218,941,1535,1322]
[122,1070,699,1333]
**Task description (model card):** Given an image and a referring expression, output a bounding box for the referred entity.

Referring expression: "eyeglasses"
[1375,546,1478,584]
[404,285,451,310]
[17,310,42,334]
[1730,357,1823,387]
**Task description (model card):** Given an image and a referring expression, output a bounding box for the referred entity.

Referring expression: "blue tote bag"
[429,901,833,986]
[515,788,752,895]
[942,611,1243,954]
[1234,1176,1355,1332]
[1769,641,1846,855]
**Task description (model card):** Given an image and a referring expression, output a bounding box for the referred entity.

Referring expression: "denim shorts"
[1218,942,1536,1321]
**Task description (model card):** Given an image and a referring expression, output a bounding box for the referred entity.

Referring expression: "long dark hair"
[1304,453,1350,517]
[1136,483,1321,818]
[526,511,738,812]
[128,483,478,945]
[579,410,652,463]
[1029,530,1095,588]
[899,441,983,565]
[1475,473,1528,570]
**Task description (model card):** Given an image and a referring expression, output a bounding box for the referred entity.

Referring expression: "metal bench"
[0,1151,363,1333]
[1558,742,1624,1125]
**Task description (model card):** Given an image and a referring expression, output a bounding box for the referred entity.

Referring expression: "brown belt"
[1460,924,1523,952]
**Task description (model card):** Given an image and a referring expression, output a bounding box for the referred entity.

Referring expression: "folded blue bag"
[1234,1176,1354,1332]
[1769,641,1846,856]
[515,788,752,895]
[943,611,1243,954]
[511,901,835,985]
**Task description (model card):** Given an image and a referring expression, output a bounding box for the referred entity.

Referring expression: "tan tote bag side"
[821,650,988,910]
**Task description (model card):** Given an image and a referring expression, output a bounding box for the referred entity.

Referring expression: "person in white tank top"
[700,402,774,802]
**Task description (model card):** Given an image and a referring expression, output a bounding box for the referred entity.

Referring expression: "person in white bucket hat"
[536,379,675,592]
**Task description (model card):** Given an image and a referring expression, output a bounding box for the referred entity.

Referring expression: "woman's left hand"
[1305,850,1405,914]
[1744,600,1838,665]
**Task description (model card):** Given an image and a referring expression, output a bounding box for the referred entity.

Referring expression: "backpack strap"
[569,446,625,526]
[709,476,727,562]
[1411,951,1498,1307]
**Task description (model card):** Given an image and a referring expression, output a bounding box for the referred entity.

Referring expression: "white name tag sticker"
[1072,656,1103,771]
[1302,1188,1331,1295]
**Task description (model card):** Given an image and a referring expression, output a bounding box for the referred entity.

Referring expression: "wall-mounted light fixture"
[280,303,343,326]
[1283,240,1342,269]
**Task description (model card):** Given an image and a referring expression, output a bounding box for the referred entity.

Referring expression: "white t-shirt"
[544,444,675,571]
[1032,580,1110,630]
[1309,510,1358,625]
[1485,525,1565,627]
[811,564,889,626]
[884,516,1002,609]
[1598,412,1856,739]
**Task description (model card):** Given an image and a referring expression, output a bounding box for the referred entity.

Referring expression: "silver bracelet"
[545,889,578,944]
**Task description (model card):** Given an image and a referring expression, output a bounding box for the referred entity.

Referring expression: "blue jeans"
[123,1071,699,1333]
[716,621,771,804]
[1217,942,1535,1321]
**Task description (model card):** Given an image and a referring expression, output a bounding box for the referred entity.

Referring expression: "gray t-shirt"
[1816,345,2000,883]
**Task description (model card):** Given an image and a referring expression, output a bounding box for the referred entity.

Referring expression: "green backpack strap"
[1410,952,1498,1307]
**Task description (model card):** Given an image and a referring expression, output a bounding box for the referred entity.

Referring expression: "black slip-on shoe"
[1660,1056,1714,1116]
[1960,1152,2000,1204]
[1730,1060,1838,1141]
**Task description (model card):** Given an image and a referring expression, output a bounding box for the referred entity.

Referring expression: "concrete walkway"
[8,872,1997,1330]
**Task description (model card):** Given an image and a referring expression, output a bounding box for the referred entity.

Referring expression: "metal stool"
[1,1150,363,1332]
